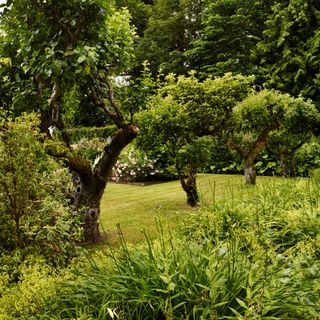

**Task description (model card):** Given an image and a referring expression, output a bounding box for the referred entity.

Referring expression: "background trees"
[256,0,320,105]
[188,0,276,77]
[136,0,204,76]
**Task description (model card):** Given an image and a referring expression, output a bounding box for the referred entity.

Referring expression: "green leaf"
[168,282,176,291]
[236,298,248,309]
[78,55,86,63]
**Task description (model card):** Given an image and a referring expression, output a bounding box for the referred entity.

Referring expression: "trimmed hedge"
[67,125,117,143]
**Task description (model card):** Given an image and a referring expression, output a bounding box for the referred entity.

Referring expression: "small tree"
[0,113,80,265]
[137,72,253,206]
[229,90,319,184]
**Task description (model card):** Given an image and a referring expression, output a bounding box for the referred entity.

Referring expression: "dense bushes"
[0,254,74,320]
[0,114,81,266]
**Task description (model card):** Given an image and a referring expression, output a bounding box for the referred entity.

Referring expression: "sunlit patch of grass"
[98,174,277,247]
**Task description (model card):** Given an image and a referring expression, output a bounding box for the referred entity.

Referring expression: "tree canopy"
[188,0,276,77]
[256,0,320,104]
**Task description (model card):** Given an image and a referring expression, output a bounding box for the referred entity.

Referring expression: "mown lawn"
[99,173,275,246]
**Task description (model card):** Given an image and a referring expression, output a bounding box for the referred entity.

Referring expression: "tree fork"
[72,124,139,243]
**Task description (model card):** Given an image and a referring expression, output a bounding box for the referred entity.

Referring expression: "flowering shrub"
[110,146,164,182]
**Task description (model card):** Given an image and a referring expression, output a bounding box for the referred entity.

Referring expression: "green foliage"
[116,0,152,38]
[296,138,320,176]
[0,113,80,265]
[256,0,320,105]
[113,61,157,119]
[0,254,74,320]
[0,0,136,115]
[231,89,319,161]
[137,72,254,198]
[188,0,276,77]
[137,72,254,167]
[136,0,203,76]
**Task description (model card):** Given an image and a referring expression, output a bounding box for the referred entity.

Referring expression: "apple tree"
[0,0,138,243]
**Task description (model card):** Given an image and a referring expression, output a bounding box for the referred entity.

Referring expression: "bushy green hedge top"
[67,125,117,143]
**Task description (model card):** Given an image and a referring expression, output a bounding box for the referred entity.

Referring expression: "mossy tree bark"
[176,163,199,207]
[70,124,139,243]
[230,125,278,185]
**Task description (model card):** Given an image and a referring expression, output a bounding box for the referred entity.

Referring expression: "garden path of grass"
[99,173,262,247]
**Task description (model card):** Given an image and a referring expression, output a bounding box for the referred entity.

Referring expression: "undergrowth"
[1,177,320,319]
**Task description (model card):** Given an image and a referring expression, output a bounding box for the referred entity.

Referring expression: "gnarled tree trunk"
[230,124,279,185]
[176,163,199,207]
[72,172,104,243]
[48,123,139,243]
[244,157,257,185]
[280,149,289,177]
[72,124,139,243]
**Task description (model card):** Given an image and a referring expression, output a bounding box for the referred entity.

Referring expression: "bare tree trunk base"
[244,160,257,185]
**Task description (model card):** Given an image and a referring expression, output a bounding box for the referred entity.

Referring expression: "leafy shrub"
[110,146,170,182]
[0,254,74,320]
[296,138,320,176]
[0,113,81,266]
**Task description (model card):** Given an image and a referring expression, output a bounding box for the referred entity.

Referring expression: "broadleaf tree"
[0,0,139,243]
[229,90,319,184]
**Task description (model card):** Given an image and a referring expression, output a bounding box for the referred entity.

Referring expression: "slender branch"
[89,82,126,128]
[48,82,61,122]
[105,76,124,124]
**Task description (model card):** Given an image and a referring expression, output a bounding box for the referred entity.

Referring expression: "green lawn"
[99,173,270,246]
